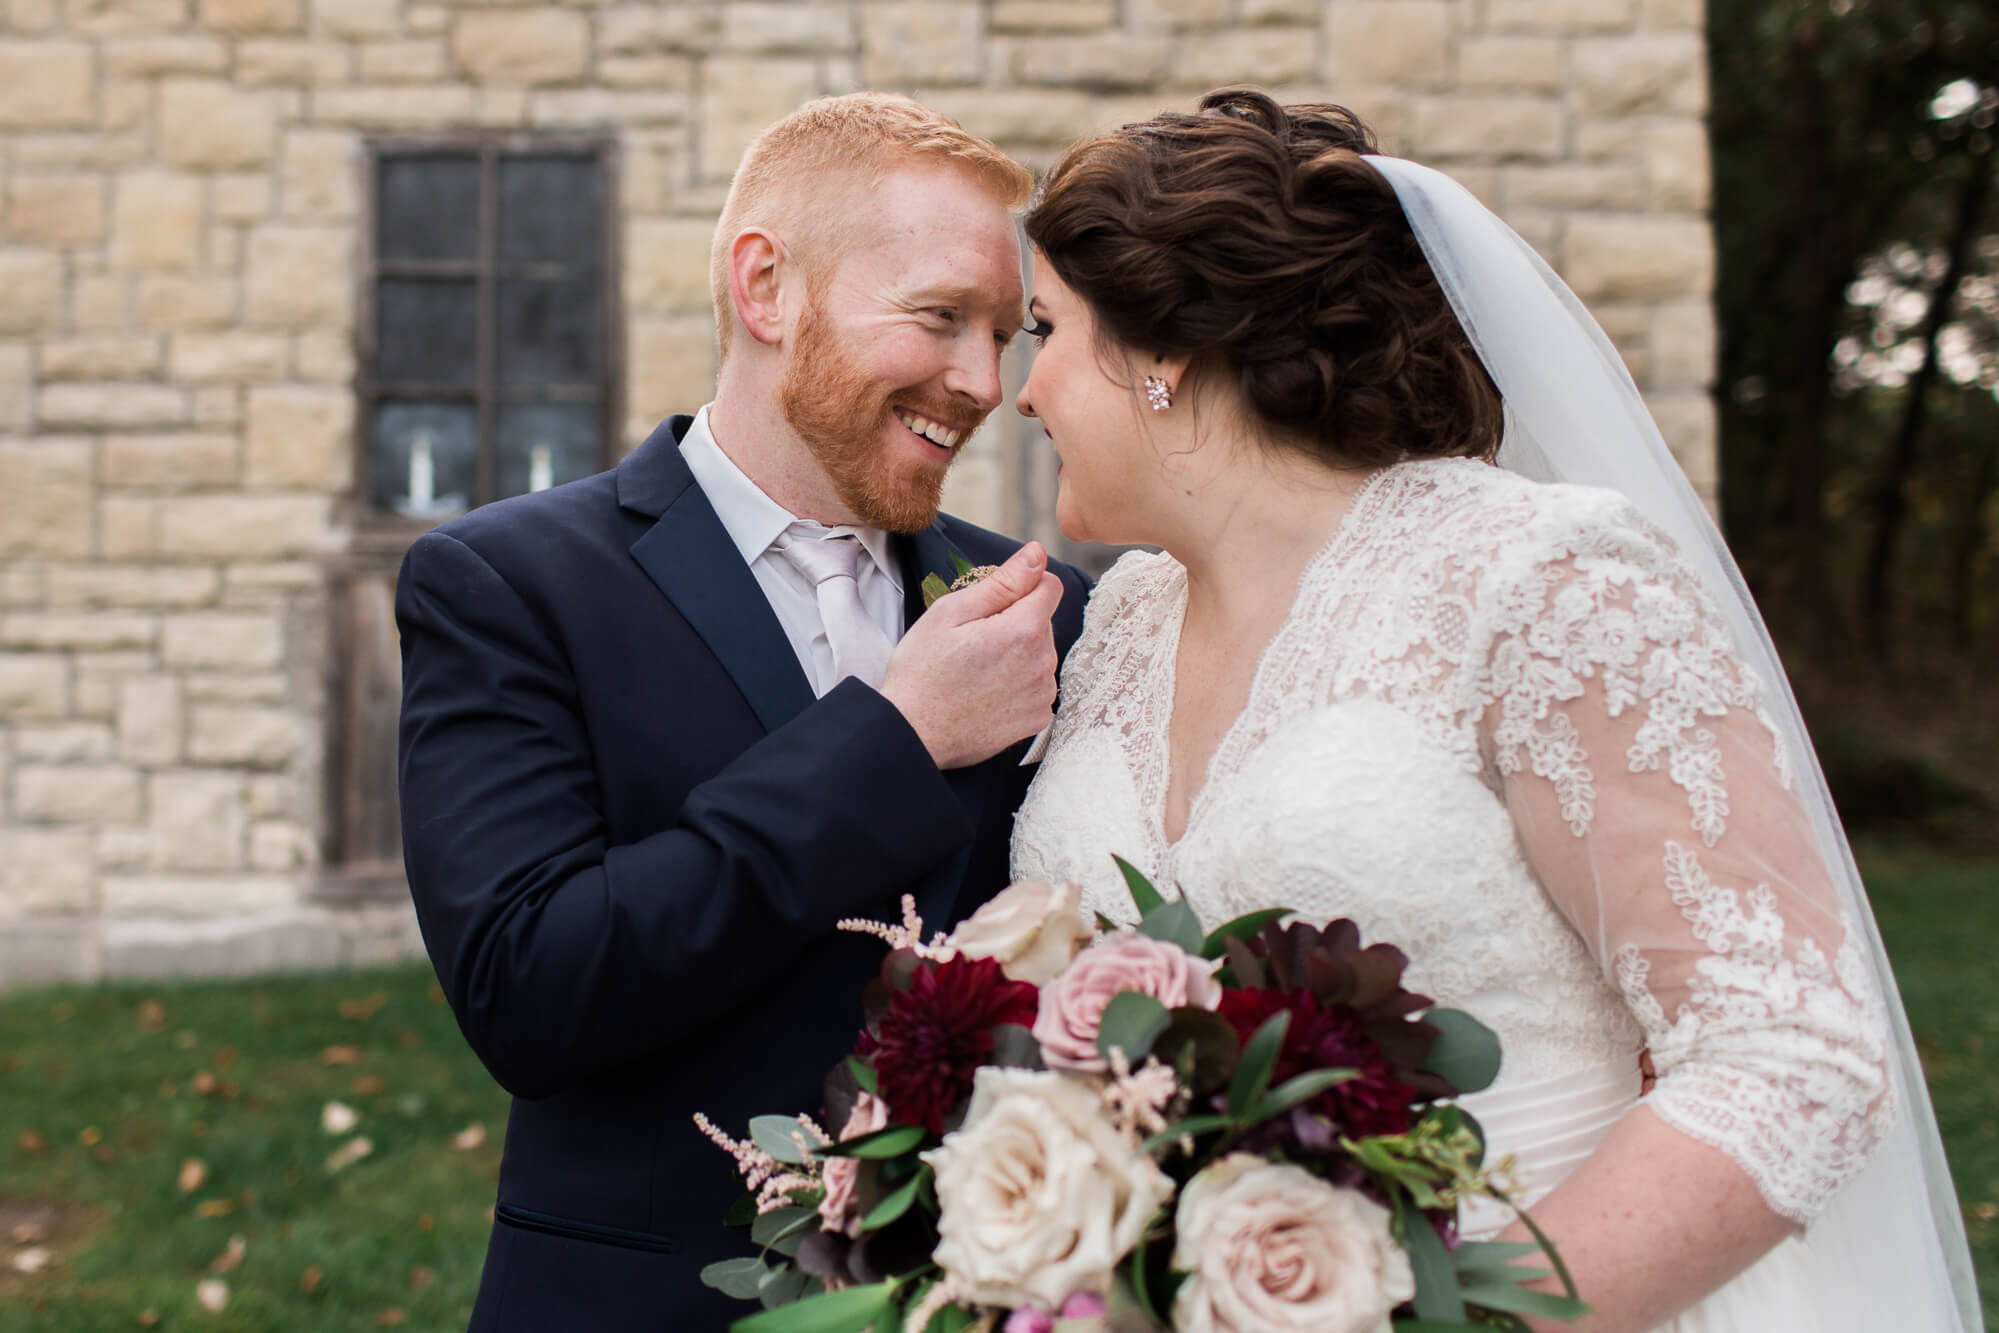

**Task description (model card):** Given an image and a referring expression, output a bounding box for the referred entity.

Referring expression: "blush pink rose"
[817,1092,887,1237]
[1032,930,1221,1073]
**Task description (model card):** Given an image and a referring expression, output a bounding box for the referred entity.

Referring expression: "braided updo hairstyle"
[1023,88,1502,467]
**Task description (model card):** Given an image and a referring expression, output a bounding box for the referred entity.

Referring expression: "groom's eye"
[1024,319,1053,343]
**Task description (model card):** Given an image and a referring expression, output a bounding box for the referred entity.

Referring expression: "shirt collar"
[677,404,902,589]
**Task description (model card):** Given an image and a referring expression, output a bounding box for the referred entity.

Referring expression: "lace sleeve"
[1476,498,1893,1224]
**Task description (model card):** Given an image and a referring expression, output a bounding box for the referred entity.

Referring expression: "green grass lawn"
[0,840,1993,1330]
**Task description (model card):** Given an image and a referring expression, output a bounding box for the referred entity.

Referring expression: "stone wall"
[0,0,1714,985]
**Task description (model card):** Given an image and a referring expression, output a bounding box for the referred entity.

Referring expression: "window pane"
[496,402,601,499]
[371,402,477,517]
[377,278,478,387]
[499,155,600,266]
[377,154,481,264]
[497,276,597,386]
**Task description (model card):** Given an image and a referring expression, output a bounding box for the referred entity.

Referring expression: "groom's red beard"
[778,293,986,534]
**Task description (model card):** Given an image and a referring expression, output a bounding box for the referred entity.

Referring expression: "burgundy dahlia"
[1217,987,1419,1140]
[855,955,1038,1135]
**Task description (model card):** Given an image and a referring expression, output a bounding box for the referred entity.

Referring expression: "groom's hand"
[879,541,1062,770]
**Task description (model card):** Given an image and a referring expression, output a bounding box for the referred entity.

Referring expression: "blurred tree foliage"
[1710,0,1999,668]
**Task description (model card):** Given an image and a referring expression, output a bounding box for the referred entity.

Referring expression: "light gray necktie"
[776,532,895,691]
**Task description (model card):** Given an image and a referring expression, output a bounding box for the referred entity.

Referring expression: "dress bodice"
[1012,458,1891,1224]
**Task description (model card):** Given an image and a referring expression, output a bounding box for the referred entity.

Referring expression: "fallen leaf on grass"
[320,1101,360,1135]
[138,1000,166,1032]
[137,1309,160,1326]
[190,1120,209,1139]
[208,1235,246,1275]
[214,1044,239,1070]
[10,1221,47,1244]
[78,1126,101,1146]
[339,992,388,1021]
[416,1213,435,1232]
[320,1044,361,1065]
[174,1031,198,1050]
[16,1130,46,1154]
[324,1136,373,1173]
[299,1265,323,1294]
[2,1053,21,1073]
[450,1123,485,1151]
[196,1199,234,1219]
[377,1309,407,1327]
[351,1074,386,1096]
[177,1159,207,1193]
[51,1002,74,1022]
[93,1144,116,1163]
[190,1071,218,1096]
[10,1247,51,1273]
[427,982,445,1006]
[195,1278,228,1312]
[408,1265,435,1292]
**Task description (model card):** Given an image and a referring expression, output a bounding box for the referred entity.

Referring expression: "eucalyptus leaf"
[1227,1009,1291,1119]
[1458,1283,1590,1320]
[1096,991,1171,1065]
[702,1256,771,1301]
[724,1189,759,1228]
[1245,1067,1357,1125]
[728,1281,897,1333]
[1137,897,1206,956]
[1138,1112,1234,1155]
[949,552,975,578]
[1220,935,1265,989]
[759,1263,812,1309]
[1420,1009,1502,1094]
[751,1205,818,1258]
[1150,1007,1240,1098]
[1200,907,1291,959]
[1399,1193,1465,1323]
[845,1056,878,1096]
[989,1022,1045,1071]
[1112,854,1165,917]
[751,1115,813,1165]
[1450,1241,1544,1270]
[858,1166,928,1232]
[920,573,952,609]
[816,1124,926,1159]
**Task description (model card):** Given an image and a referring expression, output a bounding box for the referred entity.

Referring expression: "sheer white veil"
[1366,155,1980,1332]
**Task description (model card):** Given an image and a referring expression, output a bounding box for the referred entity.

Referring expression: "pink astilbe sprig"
[694,1112,827,1215]
[904,1279,972,1333]
[1102,1049,1181,1142]
[836,893,953,960]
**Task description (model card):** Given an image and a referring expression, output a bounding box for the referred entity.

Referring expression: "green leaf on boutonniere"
[1111,855,1165,917]
[1227,1009,1291,1120]
[1137,897,1206,956]
[920,573,952,608]
[1419,1008,1502,1094]
[949,552,975,578]
[1097,991,1171,1065]
[815,1123,926,1159]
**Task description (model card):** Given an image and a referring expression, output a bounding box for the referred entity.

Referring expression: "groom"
[396,93,1090,1330]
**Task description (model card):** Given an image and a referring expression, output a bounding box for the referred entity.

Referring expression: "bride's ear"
[1144,353,1192,406]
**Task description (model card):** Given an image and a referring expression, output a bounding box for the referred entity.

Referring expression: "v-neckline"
[1150,465,1396,856]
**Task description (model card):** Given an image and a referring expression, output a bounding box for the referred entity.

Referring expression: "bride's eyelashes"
[1023,318,1053,344]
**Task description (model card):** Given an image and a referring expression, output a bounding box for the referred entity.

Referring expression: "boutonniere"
[920,552,1001,609]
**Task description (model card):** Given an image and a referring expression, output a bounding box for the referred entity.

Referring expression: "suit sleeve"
[396,529,973,1100]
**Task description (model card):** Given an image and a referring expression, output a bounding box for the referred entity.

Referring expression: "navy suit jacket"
[396,415,1091,1331]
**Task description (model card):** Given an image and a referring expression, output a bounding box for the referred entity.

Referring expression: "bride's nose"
[1014,378,1038,419]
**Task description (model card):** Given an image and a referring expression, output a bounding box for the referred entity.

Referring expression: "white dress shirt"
[678,405,905,697]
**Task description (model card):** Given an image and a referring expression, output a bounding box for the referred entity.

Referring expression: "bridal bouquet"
[697,861,1585,1332]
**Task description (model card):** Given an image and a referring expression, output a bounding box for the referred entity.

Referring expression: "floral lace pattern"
[1013,458,1890,1223]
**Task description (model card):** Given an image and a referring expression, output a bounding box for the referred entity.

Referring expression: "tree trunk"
[1950,432,1997,653]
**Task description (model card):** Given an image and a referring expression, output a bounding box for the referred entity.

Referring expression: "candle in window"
[409,431,435,510]
[528,444,553,493]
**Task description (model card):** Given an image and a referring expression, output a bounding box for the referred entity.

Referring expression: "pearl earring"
[1143,375,1173,412]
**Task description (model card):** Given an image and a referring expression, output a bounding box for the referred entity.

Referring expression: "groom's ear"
[727,228,789,348]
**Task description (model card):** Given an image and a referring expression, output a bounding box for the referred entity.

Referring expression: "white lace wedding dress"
[1011,458,1897,1332]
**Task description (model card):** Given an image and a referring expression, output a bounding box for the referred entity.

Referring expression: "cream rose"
[817,1092,887,1237]
[922,1067,1174,1312]
[1033,930,1221,1072]
[1171,1155,1414,1333]
[948,879,1094,986]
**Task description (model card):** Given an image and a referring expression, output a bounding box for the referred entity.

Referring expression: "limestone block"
[14,722,114,761]
[626,316,718,441]
[102,77,151,133]
[38,383,189,430]
[992,0,1111,31]
[7,174,108,249]
[1408,96,1564,161]
[451,10,590,85]
[238,38,351,86]
[184,671,285,702]
[101,433,239,490]
[13,132,149,171]
[625,218,718,314]
[147,771,248,870]
[407,3,445,35]
[1484,0,1633,31]
[859,3,982,85]
[724,3,855,53]
[101,873,294,918]
[245,384,353,489]
[0,652,69,717]
[1647,390,1715,488]
[473,87,530,127]
[310,0,398,39]
[277,130,358,219]
[2,612,157,650]
[919,88,1094,146]
[248,775,288,817]
[109,171,204,271]
[244,226,353,330]
[97,497,157,558]
[170,333,289,382]
[1240,0,1317,18]
[103,909,381,977]
[0,829,97,917]
[73,650,156,718]
[358,38,447,82]
[98,825,150,870]
[1640,0,1702,30]
[0,344,30,430]
[599,5,722,55]
[1326,1,1453,87]
[1573,35,1703,118]
[47,565,219,609]
[1171,26,1317,88]
[0,439,93,559]
[1458,36,1562,93]
[697,56,821,181]
[0,919,99,986]
[211,174,273,224]
[65,0,189,35]
[138,275,239,331]
[7,0,59,30]
[1561,215,1713,303]
[193,385,241,429]
[200,0,301,34]
[249,818,315,871]
[160,81,280,170]
[159,612,282,670]
[1502,163,1645,211]
[0,563,45,604]
[40,336,164,380]
[70,275,127,332]
[1644,119,1710,213]
[0,41,94,129]
[157,494,330,558]
[16,764,144,823]
[1650,299,1716,389]
[102,36,228,77]
[1127,0,1228,29]
[0,250,65,335]
[528,89,686,127]
[187,704,297,768]
[1009,34,1172,90]
[1589,302,1650,382]
[309,85,478,129]
[294,330,356,383]
[222,561,316,596]
[599,55,695,89]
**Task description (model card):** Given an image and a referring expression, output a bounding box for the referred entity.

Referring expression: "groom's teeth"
[895,409,962,449]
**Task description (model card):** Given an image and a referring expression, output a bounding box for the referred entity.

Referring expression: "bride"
[1007,90,1978,1331]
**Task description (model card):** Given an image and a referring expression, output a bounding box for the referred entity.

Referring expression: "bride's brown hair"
[1024,88,1502,467]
